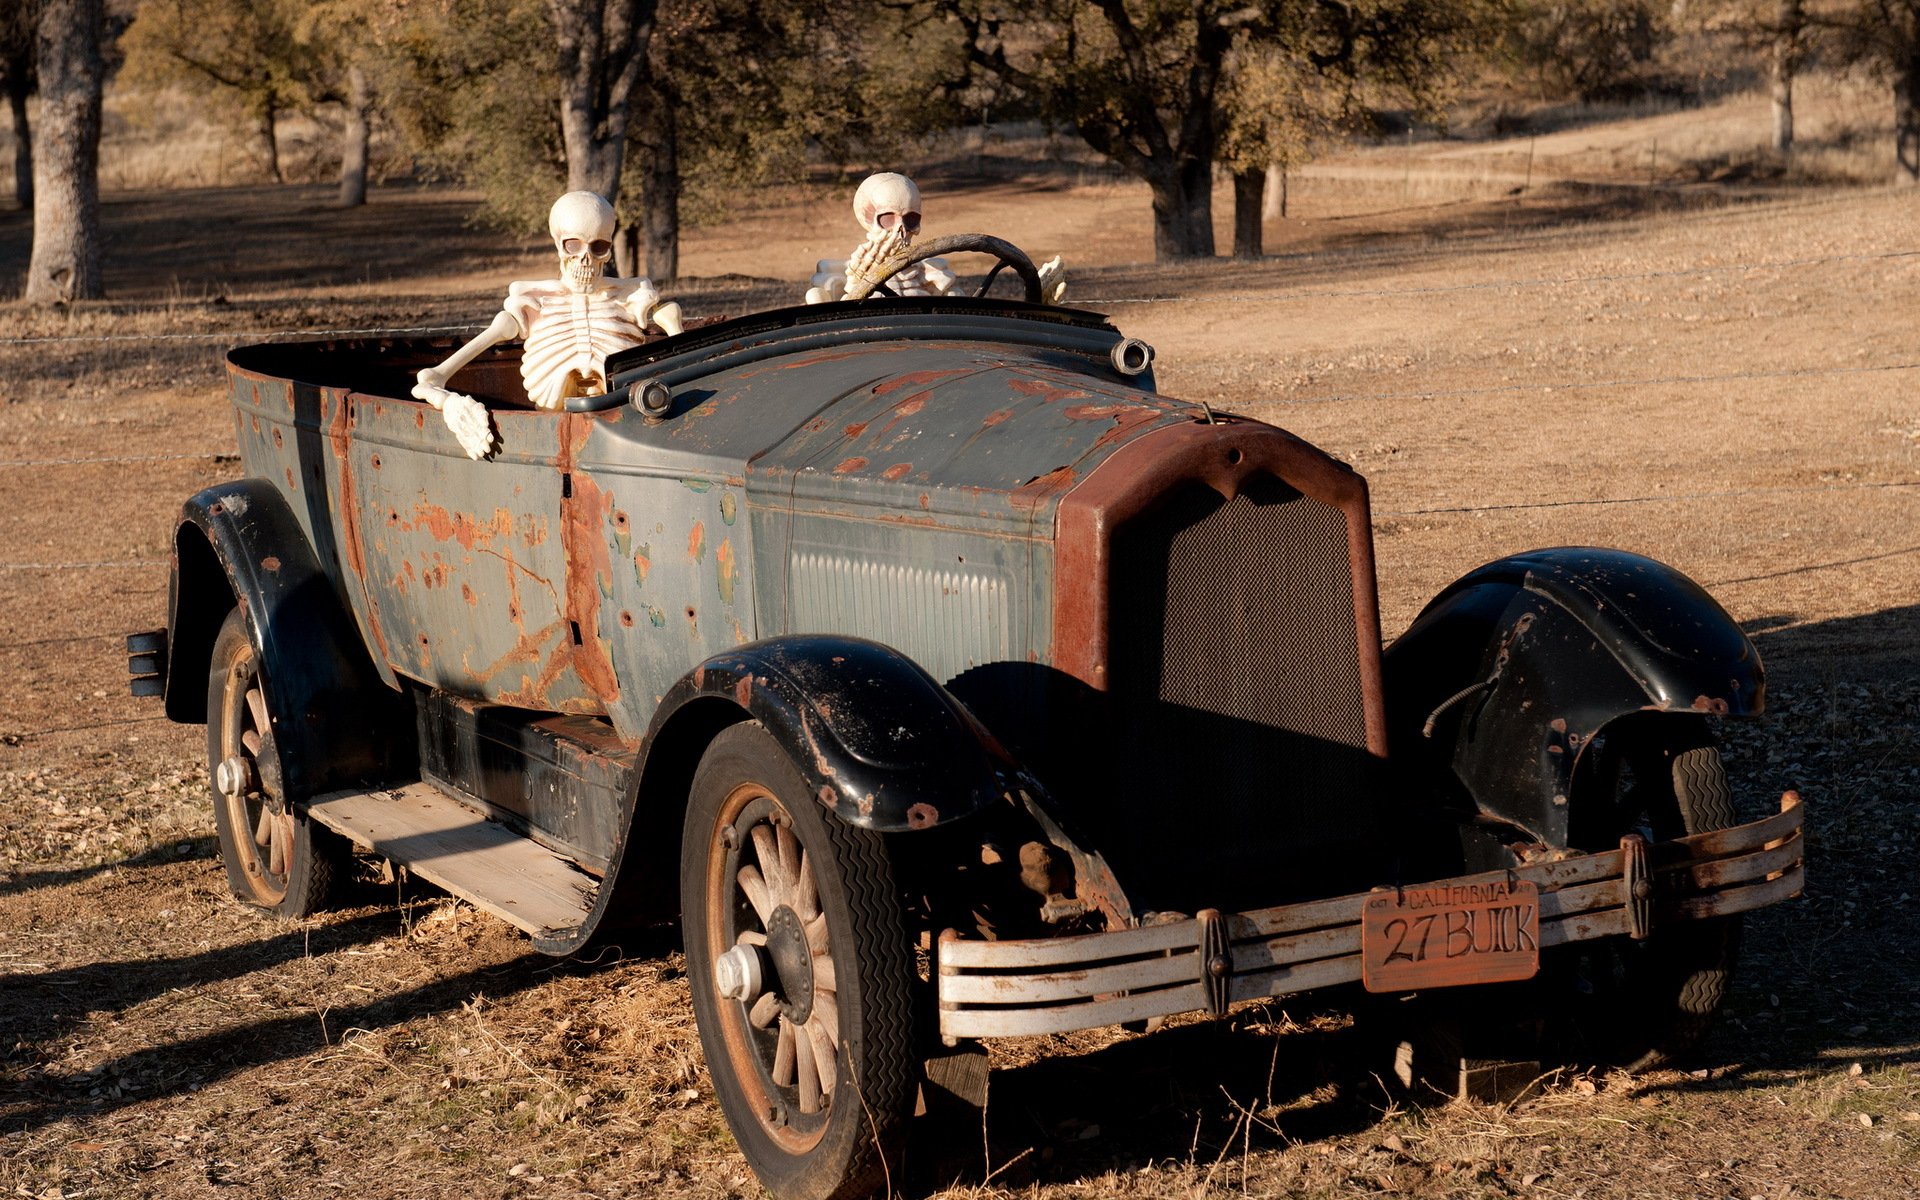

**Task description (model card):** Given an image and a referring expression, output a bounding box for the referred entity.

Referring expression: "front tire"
[681,723,919,1200]
[1554,714,1741,1070]
[206,608,344,917]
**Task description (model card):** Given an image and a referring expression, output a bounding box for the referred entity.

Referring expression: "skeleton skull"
[853,173,922,243]
[550,191,616,293]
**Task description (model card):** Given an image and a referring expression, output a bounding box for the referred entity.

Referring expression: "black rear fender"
[167,480,401,797]
[1387,547,1763,848]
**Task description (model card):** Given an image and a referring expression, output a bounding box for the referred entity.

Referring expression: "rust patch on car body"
[833,457,869,475]
[716,539,736,604]
[1012,377,1093,404]
[881,463,913,481]
[261,556,281,572]
[410,502,517,550]
[873,368,973,397]
[1010,465,1078,510]
[561,418,620,706]
[687,522,706,562]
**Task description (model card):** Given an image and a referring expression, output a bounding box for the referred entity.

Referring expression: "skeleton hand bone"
[842,226,912,300]
[1038,255,1067,305]
[412,378,499,460]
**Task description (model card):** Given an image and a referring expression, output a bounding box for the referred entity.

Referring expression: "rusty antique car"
[130,240,1802,1200]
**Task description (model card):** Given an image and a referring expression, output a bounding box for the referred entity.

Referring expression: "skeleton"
[805,172,1066,306]
[806,173,957,304]
[413,191,684,459]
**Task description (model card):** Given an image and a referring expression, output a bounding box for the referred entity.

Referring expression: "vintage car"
[129,237,1802,1200]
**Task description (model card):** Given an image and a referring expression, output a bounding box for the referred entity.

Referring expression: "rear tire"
[681,723,919,1200]
[206,609,344,917]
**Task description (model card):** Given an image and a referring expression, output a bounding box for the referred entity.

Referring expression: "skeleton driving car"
[808,172,1066,305]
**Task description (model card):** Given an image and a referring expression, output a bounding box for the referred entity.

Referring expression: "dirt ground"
[2,83,1918,1200]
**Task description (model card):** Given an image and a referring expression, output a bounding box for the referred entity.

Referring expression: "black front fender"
[168,479,400,798]
[537,636,1008,953]
[1387,547,1763,846]
[648,635,1006,833]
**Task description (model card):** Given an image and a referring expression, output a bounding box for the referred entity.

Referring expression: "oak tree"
[2,0,34,209]
[1816,0,1920,181]
[24,0,105,303]
[944,1,1501,261]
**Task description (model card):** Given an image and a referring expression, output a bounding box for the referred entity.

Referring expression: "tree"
[944,1,1502,261]
[2,0,34,209]
[121,0,306,182]
[1817,1,1920,182]
[549,0,656,198]
[24,0,104,303]
[384,0,958,281]
[1501,0,1666,101]
[1218,40,1338,257]
[1691,0,1811,152]
[292,2,389,207]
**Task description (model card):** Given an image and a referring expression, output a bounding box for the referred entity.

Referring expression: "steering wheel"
[844,233,1044,304]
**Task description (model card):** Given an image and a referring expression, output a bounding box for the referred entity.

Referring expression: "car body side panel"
[343,396,597,711]
[226,365,399,689]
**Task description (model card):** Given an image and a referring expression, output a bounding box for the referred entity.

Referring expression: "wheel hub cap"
[764,905,814,1024]
[215,754,256,800]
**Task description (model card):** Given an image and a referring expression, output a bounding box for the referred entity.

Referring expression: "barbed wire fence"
[2,245,1915,738]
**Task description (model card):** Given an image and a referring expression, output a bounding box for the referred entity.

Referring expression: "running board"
[307,782,599,939]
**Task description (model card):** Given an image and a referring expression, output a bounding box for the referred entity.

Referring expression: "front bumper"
[937,793,1803,1041]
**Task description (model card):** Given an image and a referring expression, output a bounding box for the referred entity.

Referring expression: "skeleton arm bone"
[918,257,957,296]
[613,278,683,336]
[411,310,519,460]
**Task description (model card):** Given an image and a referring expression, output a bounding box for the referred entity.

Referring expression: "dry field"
[2,83,1918,1200]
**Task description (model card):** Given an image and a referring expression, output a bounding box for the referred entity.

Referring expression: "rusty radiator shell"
[937,793,1803,1040]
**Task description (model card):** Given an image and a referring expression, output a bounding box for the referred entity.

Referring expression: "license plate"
[1361,879,1541,992]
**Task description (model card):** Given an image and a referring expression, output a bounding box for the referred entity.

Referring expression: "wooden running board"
[307,782,599,938]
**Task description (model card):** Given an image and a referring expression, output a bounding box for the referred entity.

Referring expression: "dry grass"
[3,73,1920,1200]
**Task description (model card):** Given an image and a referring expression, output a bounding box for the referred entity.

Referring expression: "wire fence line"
[0,323,485,348]
[1079,246,1920,307]
[0,245,1910,348]
[1377,479,1920,518]
[0,559,170,571]
[1284,359,1920,406]
[0,452,231,468]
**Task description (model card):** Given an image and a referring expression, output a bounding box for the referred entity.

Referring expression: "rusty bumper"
[937,793,1803,1041]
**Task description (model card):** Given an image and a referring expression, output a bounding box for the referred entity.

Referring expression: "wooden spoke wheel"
[682,723,918,1200]
[206,609,340,917]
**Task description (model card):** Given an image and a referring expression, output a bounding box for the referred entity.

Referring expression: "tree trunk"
[24,0,102,304]
[256,101,282,184]
[337,63,370,207]
[6,74,29,210]
[1769,0,1802,154]
[1232,167,1264,258]
[1147,158,1215,260]
[640,85,678,282]
[1898,52,1920,185]
[550,0,656,200]
[1262,162,1284,220]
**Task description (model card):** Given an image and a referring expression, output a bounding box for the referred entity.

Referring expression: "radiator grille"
[789,551,1010,684]
[1103,474,1376,910]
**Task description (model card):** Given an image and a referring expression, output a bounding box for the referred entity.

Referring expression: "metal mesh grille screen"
[1102,474,1377,909]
